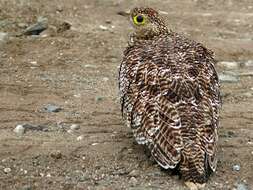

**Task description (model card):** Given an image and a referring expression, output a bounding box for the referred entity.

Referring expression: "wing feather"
[119,35,221,171]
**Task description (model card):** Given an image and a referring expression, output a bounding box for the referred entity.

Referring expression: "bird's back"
[119,32,221,184]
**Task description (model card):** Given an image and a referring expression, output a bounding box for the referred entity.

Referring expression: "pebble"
[117,10,130,16]
[99,25,108,31]
[219,72,239,83]
[95,96,104,102]
[57,21,72,33]
[18,23,27,28]
[158,10,169,15]
[20,168,28,174]
[105,20,112,24]
[50,151,62,159]
[4,168,11,173]
[129,170,139,177]
[236,183,249,190]
[23,16,48,36]
[218,61,239,69]
[232,164,241,171]
[244,60,253,67]
[0,32,8,43]
[13,125,25,135]
[70,124,80,130]
[129,176,138,185]
[102,77,109,82]
[44,104,62,113]
[67,129,74,134]
[23,124,47,132]
[84,64,97,69]
[77,135,84,141]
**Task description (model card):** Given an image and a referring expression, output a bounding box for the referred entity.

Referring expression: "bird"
[118,7,221,190]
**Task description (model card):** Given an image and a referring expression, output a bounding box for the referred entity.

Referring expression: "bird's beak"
[117,10,130,17]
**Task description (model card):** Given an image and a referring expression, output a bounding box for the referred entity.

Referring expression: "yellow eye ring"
[133,15,145,25]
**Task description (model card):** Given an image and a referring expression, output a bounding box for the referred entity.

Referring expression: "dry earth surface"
[0,0,253,190]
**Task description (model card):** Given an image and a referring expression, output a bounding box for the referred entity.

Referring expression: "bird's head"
[129,7,168,40]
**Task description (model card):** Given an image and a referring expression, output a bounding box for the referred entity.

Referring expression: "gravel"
[70,124,80,130]
[219,72,240,83]
[4,167,11,173]
[0,32,8,42]
[232,164,241,171]
[218,61,240,69]
[235,182,249,190]
[44,104,62,113]
[77,135,84,141]
[23,16,48,36]
[13,125,25,135]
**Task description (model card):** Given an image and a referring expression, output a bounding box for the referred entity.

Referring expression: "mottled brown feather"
[119,7,221,184]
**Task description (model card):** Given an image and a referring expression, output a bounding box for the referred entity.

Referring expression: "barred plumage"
[119,7,221,190]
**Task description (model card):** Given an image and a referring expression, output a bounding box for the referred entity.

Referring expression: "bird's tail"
[179,147,211,184]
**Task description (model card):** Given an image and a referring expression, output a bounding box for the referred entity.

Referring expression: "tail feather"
[180,147,212,184]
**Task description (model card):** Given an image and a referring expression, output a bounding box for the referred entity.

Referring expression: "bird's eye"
[133,15,145,25]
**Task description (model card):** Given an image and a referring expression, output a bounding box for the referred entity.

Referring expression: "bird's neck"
[129,28,170,45]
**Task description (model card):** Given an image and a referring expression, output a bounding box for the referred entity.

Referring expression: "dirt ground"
[0,0,253,189]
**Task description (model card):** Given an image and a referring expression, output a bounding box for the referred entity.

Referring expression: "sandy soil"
[0,0,253,189]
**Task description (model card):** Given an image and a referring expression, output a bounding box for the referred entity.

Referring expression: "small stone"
[105,20,112,24]
[77,135,84,141]
[13,125,25,135]
[227,130,236,138]
[0,32,8,43]
[95,96,104,102]
[84,64,97,69]
[129,176,138,185]
[44,104,62,113]
[244,60,253,67]
[50,151,62,159]
[219,72,239,83]
[102,77,109,82]
[74,94,81,98]
[30,61,38,65]
[4,168,11,173]
[117,10,130,17]
[70,124,80,130]
[67,129,74,134]
[218,61,239,69]
[57,21,72,33]
[23,124,47,132]
[236,183,249,190]
[129,170,139,177]
[232,164,240,171]
[23,16,48,36]
[99,25,108,31]
[18,23,27,28]
[158,10,169,15]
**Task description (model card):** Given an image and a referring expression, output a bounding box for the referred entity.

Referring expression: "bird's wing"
[119,42,221,170]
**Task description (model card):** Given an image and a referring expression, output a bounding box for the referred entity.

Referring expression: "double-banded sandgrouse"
[119,7,221,190]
